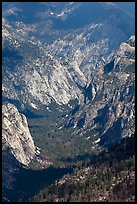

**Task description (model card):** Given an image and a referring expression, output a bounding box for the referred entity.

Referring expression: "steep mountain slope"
[2,2,135,43]
[2,2,135,202]
[2,102,39,166]
[2,2,135,110]
[2,18,134,109]
[2,17,88,108]
[2,102,37,201]
[2,148,22,202]
[2,3,135,157]
[2,102,54,202]
[66,35,135,147]
[16,35,134,165]
[30,135,135,202]
[2,148,73,202]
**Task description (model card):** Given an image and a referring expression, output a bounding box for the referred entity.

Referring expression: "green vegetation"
[3,165,73,202]
[29,135,135,202]
[26,101,102,163]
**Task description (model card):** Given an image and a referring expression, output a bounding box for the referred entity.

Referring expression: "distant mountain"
[66,35,135,147]
[2,17,86,106]
[2,2,135,42]
[2,2,135,202]
[2,1,135,107]
[2,13,135,147]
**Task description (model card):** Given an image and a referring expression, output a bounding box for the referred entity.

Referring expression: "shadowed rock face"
[2,1,135,108]
[67,36,135,147]
[2,3,135,202]
[2,102,38,166]
[2,16,134,149]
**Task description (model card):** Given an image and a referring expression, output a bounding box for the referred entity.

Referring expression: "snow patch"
[85,136,90,140]
[46,107,51,111]
[58,126,63,130]
[93,138,101,144]
[30,103,38,109]
[57,12,65,17]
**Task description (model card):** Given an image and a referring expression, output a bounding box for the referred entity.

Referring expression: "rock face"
[2,1,135,150]
[1,20,132,107]
[2,2,135,108]
[67,36,135,147]
[2,3,135,202]
[2,18,86,107]
[2,2,135,43]
[2,102,38,165]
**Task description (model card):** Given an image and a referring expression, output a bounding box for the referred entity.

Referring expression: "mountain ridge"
[2,2,135,202]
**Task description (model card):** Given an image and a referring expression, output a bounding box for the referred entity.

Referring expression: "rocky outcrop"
[2,18,86,107]
[67,36,135,147]
[2,3,135,202]
[2,2,135,148]
[2,102,39,165]
[2,2,135,108]
[2,15,135,149]
[114,35,135,72]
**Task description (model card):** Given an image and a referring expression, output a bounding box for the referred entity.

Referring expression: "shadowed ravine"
[2,153,73,202]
